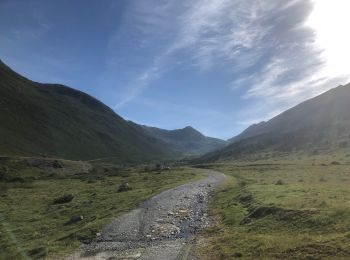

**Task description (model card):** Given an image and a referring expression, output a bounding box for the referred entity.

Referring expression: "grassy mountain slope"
[200,84,350,162]
[141,125,227,156]
[198,156,350,259]
[0,60,174,163]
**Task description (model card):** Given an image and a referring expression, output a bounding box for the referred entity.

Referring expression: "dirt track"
[68,169,226,260]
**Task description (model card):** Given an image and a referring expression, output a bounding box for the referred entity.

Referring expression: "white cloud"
[113,65,160,109]
[111,0,350,132]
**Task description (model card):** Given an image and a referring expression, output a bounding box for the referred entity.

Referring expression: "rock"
[65,215,83,225]
[233,252,243,258]
[27,247,47,259]
[53,194,74,204]
[117,182,132,192]
[52,160,63,169]
[331,161,340,165]
[150,223,180,237]
[275,179,285,185]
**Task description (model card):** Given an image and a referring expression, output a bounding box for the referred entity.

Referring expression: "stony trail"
[67,169,226,260]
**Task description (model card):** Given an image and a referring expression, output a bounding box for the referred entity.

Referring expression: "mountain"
[200,84,350,162]
[228,121,267,143]
[0,59,175,163]
[141,125,227,156]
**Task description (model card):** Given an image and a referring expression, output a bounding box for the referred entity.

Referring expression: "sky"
[1,0,350,139]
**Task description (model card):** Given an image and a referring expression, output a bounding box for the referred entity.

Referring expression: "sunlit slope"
[201,84,350,161]
[0,60,174,163]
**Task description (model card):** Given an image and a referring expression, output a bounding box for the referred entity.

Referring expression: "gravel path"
[67,169,226,260]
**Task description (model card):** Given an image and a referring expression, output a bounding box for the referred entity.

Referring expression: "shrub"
[331,161,340,165]
[52,160,63,169]
[275,179,285,185]
[8,176,25,183]
[53,194,74,204]
[155,163,162,170]
[117,182,132,192]
[233,252,243,258]
[0,183,8,196]
[239,181,247,187]
[65,215,83,225]
[0,171,6,181]
[27,247,47,259]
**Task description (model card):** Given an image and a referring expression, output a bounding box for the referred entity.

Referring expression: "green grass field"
[198,154,350,259]
[0,157,205,259]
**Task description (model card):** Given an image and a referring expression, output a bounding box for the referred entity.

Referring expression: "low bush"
[27,247,47,259]
[117,182,132,192]
[275,179,285,185]
[53,194,74,204]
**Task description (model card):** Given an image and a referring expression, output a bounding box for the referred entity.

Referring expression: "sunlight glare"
[307,0,350,78]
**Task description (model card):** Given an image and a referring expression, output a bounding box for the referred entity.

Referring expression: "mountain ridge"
[140,125,227,156]
[0,60,174,162]
[199,84,350,162]
[0,59,226,162]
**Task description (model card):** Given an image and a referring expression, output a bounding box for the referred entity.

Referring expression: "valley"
[1,60,350,259]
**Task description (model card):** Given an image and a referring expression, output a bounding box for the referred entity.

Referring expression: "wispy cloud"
[113,65,161,109]
[125,96,233,137]
[3,0,349,139]
[104,0,350,134]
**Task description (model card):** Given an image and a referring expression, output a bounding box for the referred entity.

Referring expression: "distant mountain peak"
[141,125,227,156]
[182,125,202,134]
[183,125,195,130]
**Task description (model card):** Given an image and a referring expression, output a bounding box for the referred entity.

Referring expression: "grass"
[197,153,350,259]
[0,60,176,163]
[0,157,205,259]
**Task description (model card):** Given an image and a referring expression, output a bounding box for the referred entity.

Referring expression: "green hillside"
[200,84,350,162]
[0,60,174,163]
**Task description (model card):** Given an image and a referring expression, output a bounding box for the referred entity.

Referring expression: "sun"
[307,0,350,78]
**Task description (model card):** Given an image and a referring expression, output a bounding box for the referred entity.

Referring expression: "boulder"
[117,182,132,192]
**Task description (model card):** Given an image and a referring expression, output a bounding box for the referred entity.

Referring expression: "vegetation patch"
[53,194,74,204]
[198,155,350,259]
[117,182,132,192]
[0,157,205,259]
[241,206,313,225]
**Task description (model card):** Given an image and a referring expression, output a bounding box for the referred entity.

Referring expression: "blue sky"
[1,0,349,139]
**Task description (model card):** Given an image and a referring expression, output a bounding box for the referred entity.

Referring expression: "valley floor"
[197,154,350,259]
[2,154,350,259]
[0,157,205,259]
[68,170,226,260]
